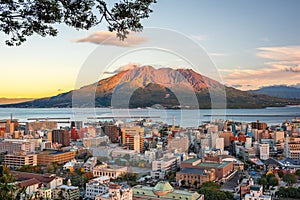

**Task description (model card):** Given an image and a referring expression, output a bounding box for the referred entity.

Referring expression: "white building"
[245,137,252,149]
[144,149,157,163]
[84,157,97,172]
[216,137,224,154]
[52,179,79,200]
[245,185,271,200]
[95,183,132,200]
[85,176,110,199]
[151,153,180,179]
[93,163,127,179]
[260,143,269,160]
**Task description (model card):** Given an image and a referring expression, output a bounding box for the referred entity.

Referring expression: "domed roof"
[153,181,174,196]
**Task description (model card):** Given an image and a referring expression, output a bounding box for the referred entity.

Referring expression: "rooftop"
[39,149,71,155]
[178,168,205,175]
[196,161,232,168]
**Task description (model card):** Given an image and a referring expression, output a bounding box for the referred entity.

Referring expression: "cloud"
[74,31,148,47]
[104,63,141,75]
[208,52,227,57]
[220,45,300,90]
[191,34,208,41]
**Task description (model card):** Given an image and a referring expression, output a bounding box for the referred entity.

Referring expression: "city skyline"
[1,0,300,98]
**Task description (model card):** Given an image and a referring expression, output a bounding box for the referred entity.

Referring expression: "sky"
[1,0,300,98]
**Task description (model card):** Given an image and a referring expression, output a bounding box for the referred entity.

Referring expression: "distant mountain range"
[0,98,34,105]
[249,85,300,99]
[2,66,300,109]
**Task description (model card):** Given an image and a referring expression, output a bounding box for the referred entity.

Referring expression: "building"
[12,171,63,189]
[245,137,252,149]
[216,137,224,154]
[274,131,285,143]
[176,168,215,187]
[102,124,121,143]
[70,127,84,141]
[52,179,80,200]
[37,149,75,165]
[4,152,37,168]
[52,129,70,146]
[251,120,267,130]
[132,181,204,200]
[121,126,145,153]
[17,178,40,197]
[219,131,234,147]
[70,121,83,130]
[0,119,19,133]
[144,149,157,163]
[85,176,110,199]
[180,156,234,180]
[83,136,109,148]
[93,162,127,179]
[284,136,300,161]
[151,154,180,179]
[167,136,189,153]
[37,186,52,199]
[95,183,132,200]
[0,139,35,154]
[27,120,57,133]
[83,157,97,172]
[244,185,271,200]
[260,143,269,160]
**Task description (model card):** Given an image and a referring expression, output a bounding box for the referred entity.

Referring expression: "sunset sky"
[1,0,300,98]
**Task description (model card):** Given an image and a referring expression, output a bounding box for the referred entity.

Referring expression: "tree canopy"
[0,0,157,46]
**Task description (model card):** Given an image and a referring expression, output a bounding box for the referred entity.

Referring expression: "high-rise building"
[121,126,144,153]
[259,144,269,160]
[101,124,121,143]
[251,120,267,130]
[0,119,19,133]
[216,137,224,154]
[219,131,234,147]
[52,129,70,146]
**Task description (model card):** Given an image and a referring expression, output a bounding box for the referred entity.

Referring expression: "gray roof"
[178,168,205,175]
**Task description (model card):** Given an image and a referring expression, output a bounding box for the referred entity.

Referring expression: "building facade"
[37,150,75,165]
[4,152,37,168]
[121,126,145,153]
[93,163,127,179]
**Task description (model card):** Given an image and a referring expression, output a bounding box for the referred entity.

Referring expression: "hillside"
[250,85,300,99]
[2,66,300,109]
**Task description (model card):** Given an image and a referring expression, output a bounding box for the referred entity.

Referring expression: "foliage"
[259,177,267,186]
[295,169,300,177]
[0,0,157,46]
[278,170,284,178]
[17,164,43,174]
[276,187,300,199]
[0,166,17,199]
[269,176,279,187]
[197,181,234,200]
[283,173,297,185]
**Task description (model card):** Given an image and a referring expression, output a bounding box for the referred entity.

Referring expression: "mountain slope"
[0,98,34,105]
[249,85,300,99]
[3,66,300,108]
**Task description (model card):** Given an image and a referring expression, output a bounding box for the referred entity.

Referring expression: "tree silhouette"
[0,0,157,46]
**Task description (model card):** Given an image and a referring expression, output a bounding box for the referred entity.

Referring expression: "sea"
[1,106,300,127]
